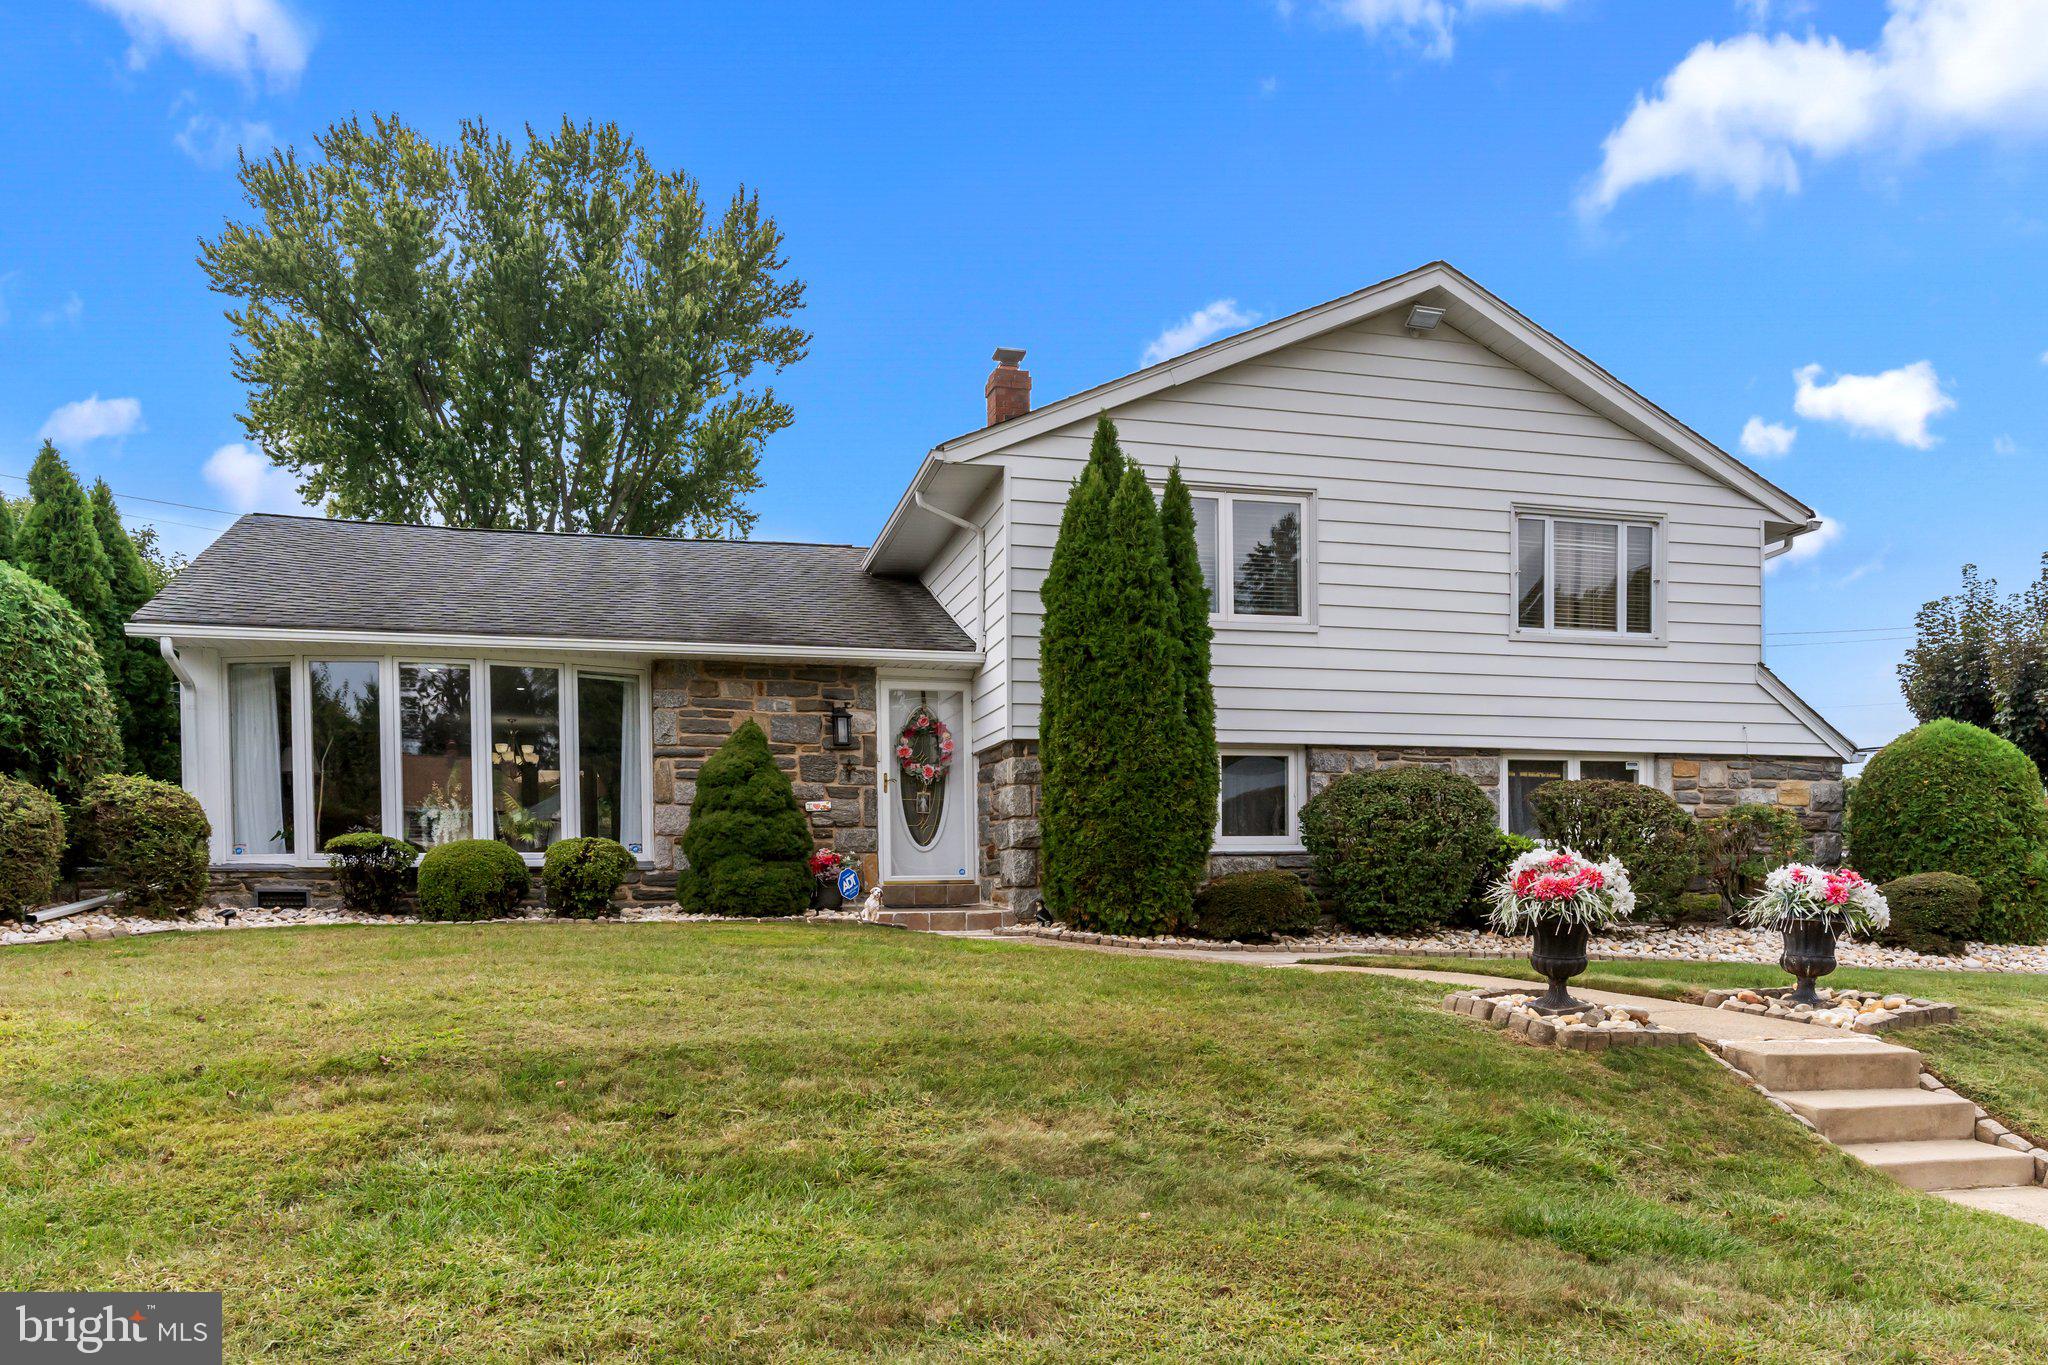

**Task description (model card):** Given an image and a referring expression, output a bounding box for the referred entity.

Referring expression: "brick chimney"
[985,347,1030,426]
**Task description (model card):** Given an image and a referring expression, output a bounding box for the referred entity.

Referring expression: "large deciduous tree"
[199,115,810,536]
[1898,563,1999,731]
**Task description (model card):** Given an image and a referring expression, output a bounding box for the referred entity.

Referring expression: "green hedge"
[1300,766,1499,934]
[324,832,418,915]
[1877,872,1981,957]
[0,775,65,918]
[544,837,635,919]
[1848,719,2048,944]
[677,721,812,917]
[1184,870,1319,942]
[416,839,531,922]
[1532,780,1699,920]
[0,561,121,800]
[77,773,210,916]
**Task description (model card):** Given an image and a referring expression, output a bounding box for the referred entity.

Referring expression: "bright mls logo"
[5,1294,220,1362]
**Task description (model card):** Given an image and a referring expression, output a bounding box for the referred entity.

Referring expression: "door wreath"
[894,703,955,849]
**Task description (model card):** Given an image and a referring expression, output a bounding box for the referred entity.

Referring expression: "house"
[131,262,1854,923]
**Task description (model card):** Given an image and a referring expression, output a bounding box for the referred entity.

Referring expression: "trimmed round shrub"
[1877,872,1981,956]
[677,720,813,917]
[324,832,418,915]
[1184,869,1319,942]
[0,775,65,918]
[416,839,531,922]
[76,773,210,917]
[1699,803,1808,914]
[1460,830,1536,928]
[0,561,121,801]
[1300,766,1499,934]
[544,837,635,919]
[1532,780,1699,920]
[1848,719,2048,944]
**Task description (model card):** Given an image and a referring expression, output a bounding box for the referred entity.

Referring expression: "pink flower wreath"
[892,707,955,785]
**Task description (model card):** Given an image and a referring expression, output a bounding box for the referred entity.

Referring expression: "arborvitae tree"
[0,496,17,563]
[15,443,116,652]
[1039,418,1193,934]
[1159,463,1217,917]
[677,719,814,916]
[89,481,180,780]
[0,562,121,800]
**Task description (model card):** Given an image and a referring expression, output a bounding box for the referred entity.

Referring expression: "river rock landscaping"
[1705,985,1959,1032]
[1442,986,1695,1051]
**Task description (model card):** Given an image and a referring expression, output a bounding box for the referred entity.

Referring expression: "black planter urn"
[1527,920,1592,1015]
[811,875,844,912]
[1780,919,1839,1006]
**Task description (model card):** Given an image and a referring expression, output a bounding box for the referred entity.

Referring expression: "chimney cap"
[991,347,1027,367]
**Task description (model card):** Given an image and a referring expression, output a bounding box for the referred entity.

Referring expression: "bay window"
[224,655,647,863]
[1188,490,1310,622]
[1514,513,1657,637]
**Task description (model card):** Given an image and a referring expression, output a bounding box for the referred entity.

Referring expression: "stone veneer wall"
[975,739,1041,910]
[650,659,878,875]
[1671,756,1845,864]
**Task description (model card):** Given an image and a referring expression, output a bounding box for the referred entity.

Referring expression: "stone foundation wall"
[975,739,1041,910]
[1671,756,1846,864]
[650,659,878,875]
[96,863,676,913]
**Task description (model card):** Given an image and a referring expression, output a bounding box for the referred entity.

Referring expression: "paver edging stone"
[1442,988,1696,1052]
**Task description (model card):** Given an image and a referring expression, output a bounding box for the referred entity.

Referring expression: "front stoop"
[866,905,1019,932]
[1721,1037,2048,1227]
[878,880,982,909]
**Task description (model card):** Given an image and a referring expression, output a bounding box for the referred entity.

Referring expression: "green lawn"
[1315,953,2048,1146]
[3,924,2046,1362]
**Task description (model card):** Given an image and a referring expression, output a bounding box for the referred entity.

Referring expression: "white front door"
[879,682,973,882]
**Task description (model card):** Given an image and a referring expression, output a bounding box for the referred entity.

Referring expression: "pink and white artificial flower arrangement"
[1488,846,1636,933]
[1738,863,1889,936]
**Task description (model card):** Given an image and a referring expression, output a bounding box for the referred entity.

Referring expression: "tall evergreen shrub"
[0,497,17,563]
[15,444,115,653]
[90,481,180,780]
[0,562,121,800]
[1038,417,1194,935]
[677,719,813,916]
[1159,464,1218,920]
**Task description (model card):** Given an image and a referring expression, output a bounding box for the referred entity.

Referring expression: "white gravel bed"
[1,904,870,947]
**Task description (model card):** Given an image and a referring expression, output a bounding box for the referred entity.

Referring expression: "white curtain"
[229,664,288,855]
[617,679,644,849]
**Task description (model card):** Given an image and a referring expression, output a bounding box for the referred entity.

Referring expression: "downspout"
[913,484,986,651]
[1763,518,1823,562]
[158,636,197,689]
[159,638,200,797]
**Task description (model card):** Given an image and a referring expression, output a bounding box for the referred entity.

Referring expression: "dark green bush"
[0,561,121,800]
[323,832,418,915]
[1848,719,2048,944]
[1877,872,1981,956]
[677,720,813,916]
[1300,766,1499,934]
[1184,869,1319,942]
[0,775,65,918]
[544,837,635,919]
[1699,803,1808,913]
[1532,780,1699,920]
[77,773,210,916]
[1460,830,1536,928]
[416,839,531,921]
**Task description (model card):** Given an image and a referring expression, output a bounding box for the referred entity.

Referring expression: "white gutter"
[1764,518,1824,561]
[158,636,197,688]
[130,622,981,670]
[913,481,985,650]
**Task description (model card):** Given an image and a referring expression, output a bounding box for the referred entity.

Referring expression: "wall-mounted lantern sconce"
[828,703,855,750]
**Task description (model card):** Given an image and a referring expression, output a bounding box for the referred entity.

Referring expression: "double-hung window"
[1188,491,1311,623]
[1515,513,1657,637]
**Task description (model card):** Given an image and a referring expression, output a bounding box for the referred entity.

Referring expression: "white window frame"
[1510,509,1664,644]
[1184,487,1317,630]
[1214,747,1305,853]
[1498,753,1655,835]
[221,652,654,868]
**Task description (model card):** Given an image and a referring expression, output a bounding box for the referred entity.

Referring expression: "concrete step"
[1937,1185,2048,1229]
[1776,1088,1978,1143]
[867,906,1018,932]
[1722,1037,1922,1092]
[1839,1139,2038,1192]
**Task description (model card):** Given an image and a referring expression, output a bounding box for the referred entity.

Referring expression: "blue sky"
[3,1,2045,749]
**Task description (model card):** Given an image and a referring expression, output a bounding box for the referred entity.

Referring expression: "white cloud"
[1300,0,1569,60]
[1739,417,1797,457]
[39,394,144,445]
[1792,360,1954,448]
[1837,555,1884,586]
[1585,0,2048,212]
[1258,75,1281,97]
[1142,299,1260,366]
[38,293,84,327]
[202,441,311,513]
[1769,513,1841,571]
[174,112,275,167]
[1994,434,2019,455]
[90,0,311,84]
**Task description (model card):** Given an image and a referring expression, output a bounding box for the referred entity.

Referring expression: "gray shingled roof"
[133,515,978,654]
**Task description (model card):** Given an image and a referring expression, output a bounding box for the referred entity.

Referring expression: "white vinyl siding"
[918,485,1009,752]
[971,310,1833,757]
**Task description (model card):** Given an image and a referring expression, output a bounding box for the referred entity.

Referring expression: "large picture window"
[1189,491,1309,622]
[1515,514,1656,636]
[223,655,647,864]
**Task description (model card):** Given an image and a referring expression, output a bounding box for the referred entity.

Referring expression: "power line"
[1765,636,1914,649]
[1765,625,1914,639]
[0,471,238,520]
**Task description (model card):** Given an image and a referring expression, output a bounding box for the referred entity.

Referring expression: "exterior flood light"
[1405,304,1446,333]
[828,703,855,749]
